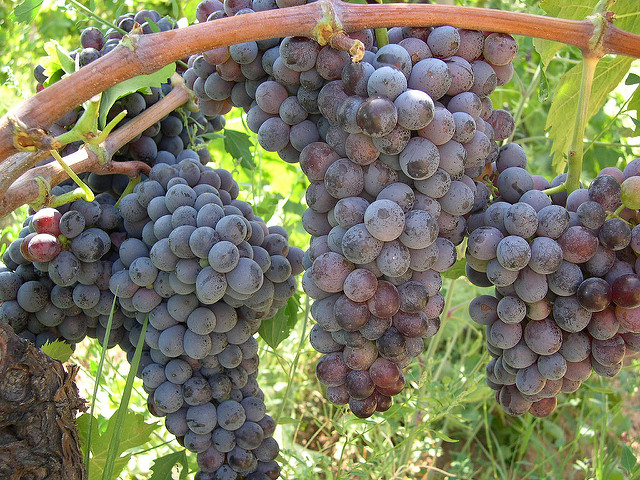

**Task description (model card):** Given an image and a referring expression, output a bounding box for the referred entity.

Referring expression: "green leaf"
[98,63,176,128]
[149,450,190,480]
[621,445,637,474]
[626,73,640,85]
[259,295,300,349]
[40,339,74,363]
[254,192,284,222]
[533,0,640,68]
[532,0,594,68]
[80,411,156,480]
[628,84,640,134]
[433,430,459,443]
[442,257,466,280]
[11,0,43,22]
[224,129,256,170]
[546,56,633,173]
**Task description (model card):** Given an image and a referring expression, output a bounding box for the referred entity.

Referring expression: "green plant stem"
[541,183,566,196]
[102,314,148,480]
[66,0,127,35]
[49,187,89,208]
[274,296,310,425]
[371,0,389,48]
[50,149,94,201]
[115,176,141,207]
[84,293,118,476]
[508,64,542,144]
[564,55,599,195]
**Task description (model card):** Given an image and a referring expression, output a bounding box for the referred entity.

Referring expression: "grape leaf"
[98,63,176,129]
[621,445,638,475]
[533,0,640,68]
[78,411,157,480]
[11,0,43,23]
[533,0,594,68]
[149,450,189,480]
[259,295,300,349]
[441,257,466,280]
[224,128,256,170]
[546,55,633,173]
[39,40,75,85]
[40,339,73,363]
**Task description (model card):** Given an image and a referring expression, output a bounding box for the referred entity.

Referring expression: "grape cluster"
[181,16,519,417]
[467,151,640,417]
[109,160,302,479]
[1,193,129,349]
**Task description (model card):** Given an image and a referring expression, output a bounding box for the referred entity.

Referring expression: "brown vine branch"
[0,1,639,164]
[0,77,191,217]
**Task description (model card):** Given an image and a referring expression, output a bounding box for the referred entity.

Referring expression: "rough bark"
[0,322,87,480]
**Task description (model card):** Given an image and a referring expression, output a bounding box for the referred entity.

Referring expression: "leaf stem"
[564,55,599,195]
[115,176,141,207]
[541,183,566,196]
[84,292,119,476]
[50,149,94,201]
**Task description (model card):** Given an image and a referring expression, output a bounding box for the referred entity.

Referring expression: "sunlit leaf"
[442,257,466,280]
[546,56,633,173]
[11,0,43,23]
[533,0,640,68]
[40,339,73,363]
[224,128,256,170]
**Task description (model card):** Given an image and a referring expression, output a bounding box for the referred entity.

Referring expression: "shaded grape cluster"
[1,193,129,349]
[467,152,640,417]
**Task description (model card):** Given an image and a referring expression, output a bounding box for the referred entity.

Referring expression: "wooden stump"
[0,322,87,480]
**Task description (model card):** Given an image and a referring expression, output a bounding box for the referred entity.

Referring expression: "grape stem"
[50,149,95,202]
[2,0,640,165]
[0,74,191,217]
[114,176,141,208]
[564,54,600,195]
[541,183,566,197]
[66,0,127,35]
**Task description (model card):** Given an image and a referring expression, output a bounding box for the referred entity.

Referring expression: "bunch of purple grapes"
[110,160,302,480]
[0,192,128,349]
[184,3,520,418]
[466,152,640,417]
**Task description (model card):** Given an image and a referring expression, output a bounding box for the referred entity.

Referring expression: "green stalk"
[84,292,118,475]
[101,314,148,480]
[564,55,599,195]
[507,64,542,144]
[115,176,141,207]
[371,0,389,48]
[541,182,566,197]
[274,296,309,426]
[50,149,95,202]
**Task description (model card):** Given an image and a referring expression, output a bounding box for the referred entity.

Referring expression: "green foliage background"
[1,0,640,479]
